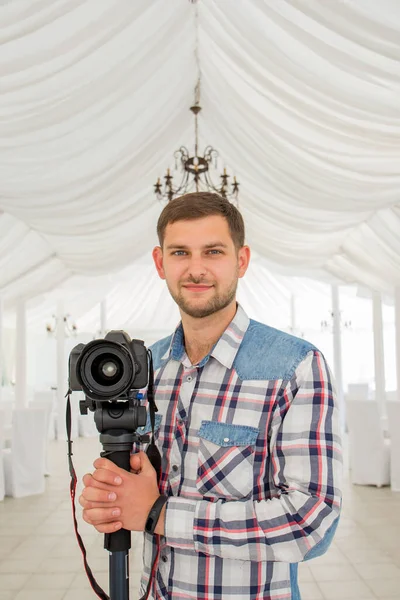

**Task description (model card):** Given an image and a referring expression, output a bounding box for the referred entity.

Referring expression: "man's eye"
[207,249,222,255]
[172,251,187,256]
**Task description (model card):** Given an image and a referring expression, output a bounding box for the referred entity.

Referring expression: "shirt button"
[172,465,179,472]
[161,555,168,562]
[186,375,193,382]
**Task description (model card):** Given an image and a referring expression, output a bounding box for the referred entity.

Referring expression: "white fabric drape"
[0,0,399,313]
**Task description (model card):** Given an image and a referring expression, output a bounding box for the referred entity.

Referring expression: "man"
[79,192,342,600]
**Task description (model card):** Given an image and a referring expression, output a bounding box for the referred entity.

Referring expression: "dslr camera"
[69,330,148,403]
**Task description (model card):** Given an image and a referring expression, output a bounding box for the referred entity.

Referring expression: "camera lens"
[101,361,118,378]
[76,340,136,400]
[91,355,122,386]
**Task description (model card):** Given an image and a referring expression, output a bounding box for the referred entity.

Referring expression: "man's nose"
[187,256,206,279]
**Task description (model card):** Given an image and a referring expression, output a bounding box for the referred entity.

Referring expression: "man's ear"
[152,246,166,280]
[238,245,251,278]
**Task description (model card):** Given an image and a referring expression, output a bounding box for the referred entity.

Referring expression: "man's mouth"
[182,284,213,292]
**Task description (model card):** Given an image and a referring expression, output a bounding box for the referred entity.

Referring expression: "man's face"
[152,215,250,319]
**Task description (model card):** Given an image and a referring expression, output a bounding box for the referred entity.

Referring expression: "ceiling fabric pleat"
[0,0,398,323]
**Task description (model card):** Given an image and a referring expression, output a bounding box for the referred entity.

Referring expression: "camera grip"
[102,448,132,553]
[104,527,131,553]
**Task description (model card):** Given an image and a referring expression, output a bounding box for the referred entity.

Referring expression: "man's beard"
[167,277,238,319]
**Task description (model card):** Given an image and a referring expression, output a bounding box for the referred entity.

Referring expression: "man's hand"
[79,451,162,534]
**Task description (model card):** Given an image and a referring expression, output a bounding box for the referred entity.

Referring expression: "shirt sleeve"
[164,350,343,563]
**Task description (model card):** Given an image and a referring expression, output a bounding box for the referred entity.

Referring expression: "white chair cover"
[1,387,15,403]
[0,400,14,440]
[29,396,55,475]
[386,400,400,492]
[3,408,47,498]
[77,394,98,438]
[386,390,399,403]
[346,399,390,487]
[0,411,5,501]
[33,389,57,440]
[347,383,370,399]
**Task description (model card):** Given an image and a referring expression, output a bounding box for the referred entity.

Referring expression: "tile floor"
[0,436,399,599]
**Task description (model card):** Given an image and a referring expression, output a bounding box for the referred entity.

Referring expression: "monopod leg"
[109,550,129,600]
[102,446,132,600]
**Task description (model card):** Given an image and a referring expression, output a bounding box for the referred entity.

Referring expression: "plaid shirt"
[139,304,342,600]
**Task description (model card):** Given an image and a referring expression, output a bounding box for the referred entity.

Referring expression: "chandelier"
[154,86,239,203]
[46,314,77,337]
[321,310,352,333]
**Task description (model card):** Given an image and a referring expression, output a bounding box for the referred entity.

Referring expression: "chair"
[29,396,54,475]
[32,389,57,440]
[347,383,370,399]
[3,408,47,497]
[1,387,15,403]
[386,400,400,492]
[386,390,399,403]
[0,400,14,443]
[346,399,390,487]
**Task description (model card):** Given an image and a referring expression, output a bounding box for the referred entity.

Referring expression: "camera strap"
[65,389,110,600]
[145,349,162,483]
[138,350,164,600]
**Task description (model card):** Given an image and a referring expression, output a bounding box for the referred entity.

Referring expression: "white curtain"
[0,0,399,312]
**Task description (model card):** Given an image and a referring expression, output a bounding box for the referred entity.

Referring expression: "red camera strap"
[66,390,110,600]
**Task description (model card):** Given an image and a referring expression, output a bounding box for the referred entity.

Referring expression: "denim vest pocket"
[196,421,259,500]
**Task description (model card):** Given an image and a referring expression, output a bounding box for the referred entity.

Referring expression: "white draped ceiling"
[1,0,400,326]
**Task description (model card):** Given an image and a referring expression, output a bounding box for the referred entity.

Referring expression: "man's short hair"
[156,192,245,250]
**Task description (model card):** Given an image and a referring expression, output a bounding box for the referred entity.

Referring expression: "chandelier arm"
[203,145,218,157]
[175,146,190,159]
[169,172,191,197]
[203,169,221,194]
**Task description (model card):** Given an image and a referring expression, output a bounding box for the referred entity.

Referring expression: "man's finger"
[82,473,93,486]
[83,473,112,490]
[92,468,124,487]
[83,487,118,502]
[93,458,124,476]
[93,522,122,534]
[136,451,156,475]
[79,496,118,510]
[82,507,121,525]
[130,453,141,473]
[82,487,118,504]
[79,494,102,509]
[82,473,116,493]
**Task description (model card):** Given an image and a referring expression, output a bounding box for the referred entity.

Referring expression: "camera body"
[69,330,148,402]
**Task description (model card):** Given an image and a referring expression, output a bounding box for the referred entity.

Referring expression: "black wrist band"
[145,495,168,535]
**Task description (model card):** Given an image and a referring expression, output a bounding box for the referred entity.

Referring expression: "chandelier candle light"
[46,314,77,337]
[154,92,239,203]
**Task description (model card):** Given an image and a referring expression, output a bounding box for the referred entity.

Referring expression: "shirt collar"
[163,303,250,369]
